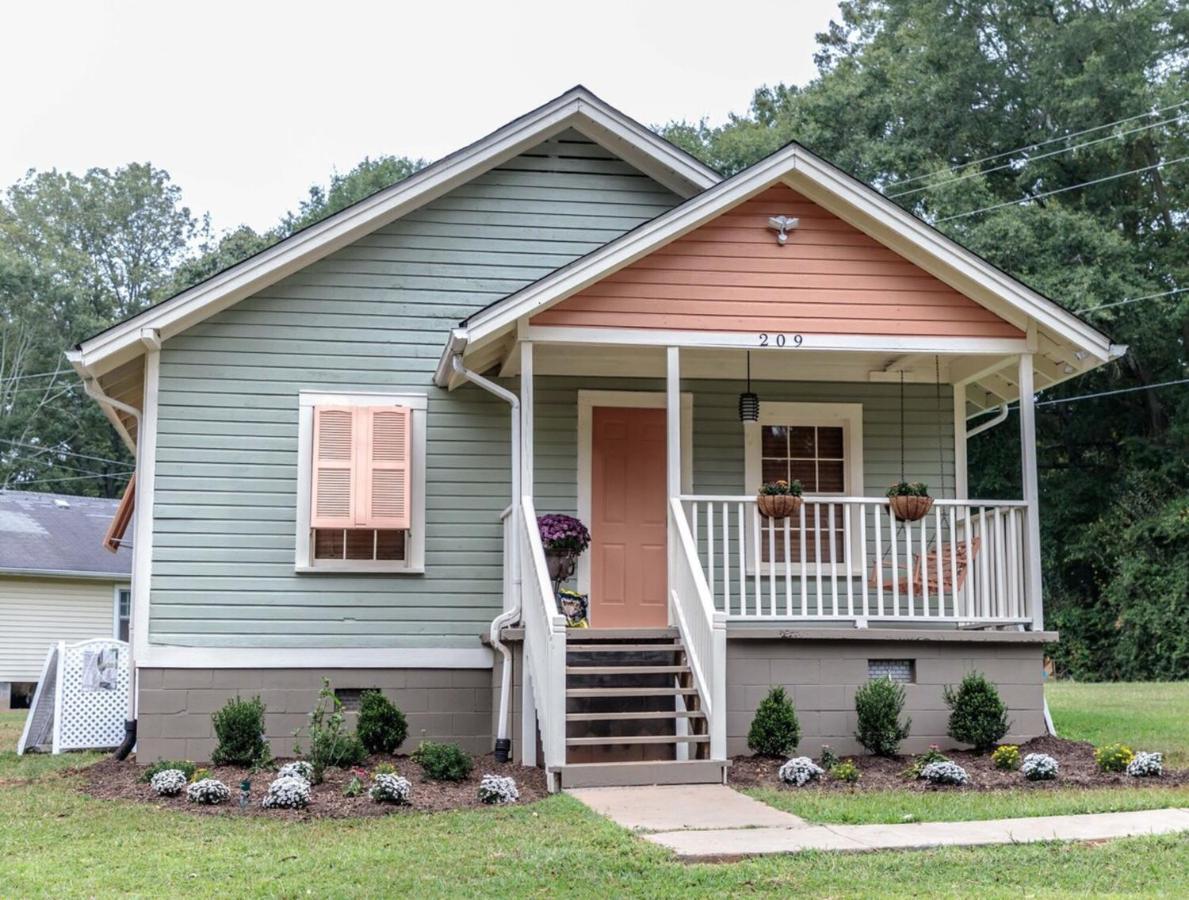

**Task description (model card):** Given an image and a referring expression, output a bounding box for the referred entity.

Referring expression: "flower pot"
[757,494,803,520]
[889,494,934,521]
[545,549,577,583]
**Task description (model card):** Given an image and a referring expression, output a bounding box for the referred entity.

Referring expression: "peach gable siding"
[530,185,1023,338]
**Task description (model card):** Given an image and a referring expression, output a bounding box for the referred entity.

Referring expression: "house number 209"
[758,333,803,347]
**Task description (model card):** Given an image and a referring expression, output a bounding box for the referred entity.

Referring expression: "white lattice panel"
[57,639,130,750]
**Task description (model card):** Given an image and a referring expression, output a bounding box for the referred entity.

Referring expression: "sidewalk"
[567,785,1189,861]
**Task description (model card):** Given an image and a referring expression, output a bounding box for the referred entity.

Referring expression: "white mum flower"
[919,761,970,785]
[477,774,519,804]
[262,775,312,809]
[1020,753,1059,781]
[150,769,188,796]
[186,778,231,805]
[1127,751,1163,778]
[277,761,314,783]
[370,773,412,804]
[778,756,825,787]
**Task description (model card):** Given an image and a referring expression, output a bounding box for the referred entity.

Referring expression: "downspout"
[966,403,1009,439]
[83,376,142,761]
[450,354,520,763]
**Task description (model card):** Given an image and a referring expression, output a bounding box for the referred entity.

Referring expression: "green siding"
[149,131,682,649]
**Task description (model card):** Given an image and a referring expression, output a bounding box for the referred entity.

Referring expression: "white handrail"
[668,497,727,759]
[681,495,1032,627]
[517,495,567,774]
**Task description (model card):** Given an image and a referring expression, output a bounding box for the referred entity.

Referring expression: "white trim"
[130,347,159,674]
[68,87,717,379]
[1018,354,1043,630]
[743,402,865,576]
[575,389,693,597]
[953,383,969,498]
[112,584,131,641]
[0,568,128,582]
[459,143,1114,365]
[294,390,427,574]
[134,646,493,669]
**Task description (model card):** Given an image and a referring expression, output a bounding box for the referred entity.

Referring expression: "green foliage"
[747,686,801,757]
[138,759,196,783]
[190,767,210,783]
[830,759,861,783]
[818,745,839,770]
[373,761,398,776]
[412,742,473,782]
[854,677,911,757]
[343,775,364,798]
[992,745,1021,771]
[356,690,408,755]
[210,696,270,768]
[905,745,949,779]
[944,672,1011,752]
[886,481,929,498]
[758,479,802,496]
[1095,743,1136,773]
[293,679,367,782]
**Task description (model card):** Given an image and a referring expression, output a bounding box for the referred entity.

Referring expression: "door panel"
[591,406,668,627]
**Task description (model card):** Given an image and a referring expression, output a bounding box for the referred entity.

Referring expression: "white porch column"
[1018,354,1044,630]
[666,346,681,500]
[952,382,968,499]
[518,340,537,766]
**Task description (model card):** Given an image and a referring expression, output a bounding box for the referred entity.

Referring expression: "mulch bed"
[729,736,1189,793]
[81,753,547,819]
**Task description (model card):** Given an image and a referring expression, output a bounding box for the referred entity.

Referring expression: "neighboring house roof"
[66,85,720,380]
[445,139,1123,388]
[0,491,132,579]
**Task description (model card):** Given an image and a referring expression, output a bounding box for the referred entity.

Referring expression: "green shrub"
[373,761,398,776]
[905,744,949,779]
[356,690,408,755]
[818,745,839,770]
[210,696,271,767]
[412,741,473,781]
[746,686,801,757]
[139,759,197,783]
[294,679,368,783]
[854,677,911,757]
[1095,742,1135,773]
[992,744,1021,771]
[944,672,1010,751]
[830,759,861,783]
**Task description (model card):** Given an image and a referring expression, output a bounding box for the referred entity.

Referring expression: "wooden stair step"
[566,734,710,747]
[566,643,683,653]
[566,665,689,675]
[566,710,706,722]
[558,759,731,788]
[566,686,699,698]
[565,628,679,641]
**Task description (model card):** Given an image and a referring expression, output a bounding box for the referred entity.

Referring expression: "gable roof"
[66,86,720,379]
[0,491,131,579]
[449,139,1121,375]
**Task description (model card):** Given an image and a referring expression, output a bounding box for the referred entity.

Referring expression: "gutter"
[966,403,1010,438]
[434,328,469,387]
[449,354,520,763]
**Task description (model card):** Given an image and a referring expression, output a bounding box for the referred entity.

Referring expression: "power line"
[888,112,1188,199]
[935,155,1189,222]
[0,368,70,383]
[0,437,133,467]
[1035,377,1189,407]
[891,100,1189,189]
[1082,287,1187,314]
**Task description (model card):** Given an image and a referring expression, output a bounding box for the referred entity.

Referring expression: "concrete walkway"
[566,785,1189,861]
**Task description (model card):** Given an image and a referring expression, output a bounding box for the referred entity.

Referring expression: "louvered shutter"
[356,406,412,529]
[310,406,357,527]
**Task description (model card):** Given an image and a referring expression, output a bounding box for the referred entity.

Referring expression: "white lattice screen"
[18,639,131,755]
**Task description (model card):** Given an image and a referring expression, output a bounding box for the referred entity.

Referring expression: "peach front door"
[590,406,669,628]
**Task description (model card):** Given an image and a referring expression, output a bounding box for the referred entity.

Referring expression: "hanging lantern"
[738,352,759,422]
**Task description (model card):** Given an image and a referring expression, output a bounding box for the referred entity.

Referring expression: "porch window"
[744,402,864,572]
[295,392,427,573]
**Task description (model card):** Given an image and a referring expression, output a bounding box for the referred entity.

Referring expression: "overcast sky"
[5,1,840,234]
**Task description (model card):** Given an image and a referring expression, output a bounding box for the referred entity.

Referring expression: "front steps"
[559,627,728,788]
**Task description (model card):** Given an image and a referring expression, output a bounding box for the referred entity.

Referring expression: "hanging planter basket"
[757,493,804,520]
[889,494,934,522]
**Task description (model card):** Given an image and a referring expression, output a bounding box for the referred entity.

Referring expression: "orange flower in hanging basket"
[889,494,934,521]
[757,480,804,519]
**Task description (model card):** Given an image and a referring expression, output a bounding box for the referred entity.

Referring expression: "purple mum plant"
[537,514,591,555]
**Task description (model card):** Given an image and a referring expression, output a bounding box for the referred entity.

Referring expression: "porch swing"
[868,359,981,598]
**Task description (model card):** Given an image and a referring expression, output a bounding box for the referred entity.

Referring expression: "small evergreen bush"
[210,696,271,768]
[412,741,473,781]
[992,744,1021,771]
[356,690,408,755]
[830,760,861,783]
[818,745,839,770]
[777,756,825,787]
[370,773,412,804]
[478,774,520,804]
[1127,751,1163,778]
[186,778,231,805]
[854,677,911,757]
[944,672,1010,751]
[747,686,801,757]
[149,769,188,796]
[294,679,368,783]
[1021,753,1059,781]
[1094,743,1134,773]
[139,759,197,783]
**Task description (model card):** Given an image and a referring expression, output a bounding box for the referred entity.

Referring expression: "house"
[67,87,1122,788]
[0,491,132,710]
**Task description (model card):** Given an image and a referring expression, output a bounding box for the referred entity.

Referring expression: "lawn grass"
[1046,681,1189,768]
[747,785,1189,825]
[0,711,105,781]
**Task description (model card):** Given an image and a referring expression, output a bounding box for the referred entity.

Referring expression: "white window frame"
[744,401,864,576]
[295,390,427,574]
[112,584,131,641]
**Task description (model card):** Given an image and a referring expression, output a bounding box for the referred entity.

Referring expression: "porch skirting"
[726,637,1047,756]
[135,667,493,763]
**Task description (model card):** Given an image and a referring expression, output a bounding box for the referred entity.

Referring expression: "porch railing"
[667,497,727,759]
[680,495,1031,626]
[517,495,567,771]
